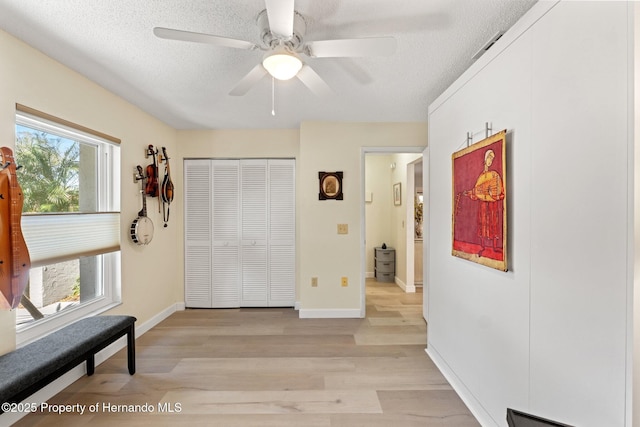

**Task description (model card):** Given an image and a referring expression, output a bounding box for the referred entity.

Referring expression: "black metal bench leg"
[86,354,95,376]
[127,324,136,375]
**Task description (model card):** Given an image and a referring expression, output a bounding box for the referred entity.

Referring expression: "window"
[13,105,121,344]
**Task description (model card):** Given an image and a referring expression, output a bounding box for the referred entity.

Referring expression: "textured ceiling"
[0,0,537,129]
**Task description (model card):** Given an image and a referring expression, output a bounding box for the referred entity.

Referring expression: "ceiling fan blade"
[229,64,268,96]
[296,65,333,98]
[265,0,294,38]
[305,37,396,58]
[153,27,258,50]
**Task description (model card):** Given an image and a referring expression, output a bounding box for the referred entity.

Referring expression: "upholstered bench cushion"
[0,315,135,405]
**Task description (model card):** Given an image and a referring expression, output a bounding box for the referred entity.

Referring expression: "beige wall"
[364,155,392,275]
[389,153,422,286]
[177,126,426,313]
[298,122,426,313]
[0,30,180,355]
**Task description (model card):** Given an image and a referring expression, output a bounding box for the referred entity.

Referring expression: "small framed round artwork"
[318,171,343,200]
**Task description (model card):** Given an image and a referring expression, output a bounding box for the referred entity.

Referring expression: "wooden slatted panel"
[268,159,295,306]
[269,160,295,244]
[241,160,267,242]
[212,246,240,307]
[212,160,240,308]
[212,161,239,242]
[269,244,295,305]
[184,160,213,307]
[241,245,268,305]
[184,161,211,242]
[185,245,211,307]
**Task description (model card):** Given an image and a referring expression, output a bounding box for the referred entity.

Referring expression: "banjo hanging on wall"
[131,165,154,245]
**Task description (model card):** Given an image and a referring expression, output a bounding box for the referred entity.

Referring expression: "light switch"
[337,224,348,234]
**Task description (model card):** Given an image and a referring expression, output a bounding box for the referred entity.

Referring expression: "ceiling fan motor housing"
[256,9,306,51]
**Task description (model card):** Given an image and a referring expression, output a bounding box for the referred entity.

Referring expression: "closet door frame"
[184,158,296,308]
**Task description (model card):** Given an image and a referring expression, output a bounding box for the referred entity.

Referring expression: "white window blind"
[15,104,121,269]
[21,213,120,268]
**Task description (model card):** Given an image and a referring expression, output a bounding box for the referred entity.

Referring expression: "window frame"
[14,106,121,346]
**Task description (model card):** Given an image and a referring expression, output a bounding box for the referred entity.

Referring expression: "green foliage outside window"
[15,127,80,213]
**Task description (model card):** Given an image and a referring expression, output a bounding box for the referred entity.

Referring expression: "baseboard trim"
[298,308,362,318]
[426,344,494,426]
[395,277,416,293]
[365,271,375,279]
[0,302,181,426]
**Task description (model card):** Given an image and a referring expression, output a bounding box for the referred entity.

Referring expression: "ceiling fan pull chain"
[271,77,276,116]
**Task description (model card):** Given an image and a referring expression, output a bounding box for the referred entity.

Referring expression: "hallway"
[15,280,478,426]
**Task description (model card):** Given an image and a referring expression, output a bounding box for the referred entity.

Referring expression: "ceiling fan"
[153,0,397,97]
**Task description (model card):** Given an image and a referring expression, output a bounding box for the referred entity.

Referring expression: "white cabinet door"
[184,160,212,308]
[240,160,268,305]
[184,158,295,308]
[211,160,240,307]
[268,160,295,306]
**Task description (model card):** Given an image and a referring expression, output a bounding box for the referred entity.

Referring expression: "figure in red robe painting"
[452,129,507,271]
[463,149,504,256]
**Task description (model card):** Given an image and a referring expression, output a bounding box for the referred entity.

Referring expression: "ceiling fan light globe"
[262,52,303,80]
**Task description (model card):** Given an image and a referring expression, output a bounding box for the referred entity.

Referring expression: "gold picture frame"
[452,130,507,271]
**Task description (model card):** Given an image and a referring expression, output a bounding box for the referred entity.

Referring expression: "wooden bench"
[0,315,136,412]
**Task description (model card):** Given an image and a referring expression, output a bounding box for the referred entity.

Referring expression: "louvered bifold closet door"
[240,160,268,306]
[268,159,295,306]
[211,160,241,308]
[184,160,212,307]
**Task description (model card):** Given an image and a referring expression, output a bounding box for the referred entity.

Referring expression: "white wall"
[0,30,180,355]
[427,2,631,426]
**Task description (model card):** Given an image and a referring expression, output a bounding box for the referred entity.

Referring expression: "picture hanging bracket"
[485,122,492,138]
[466,122,493,147]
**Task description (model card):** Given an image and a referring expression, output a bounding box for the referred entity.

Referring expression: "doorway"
[360,147,426,319]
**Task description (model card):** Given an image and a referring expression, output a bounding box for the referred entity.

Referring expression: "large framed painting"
[452,129,507,271]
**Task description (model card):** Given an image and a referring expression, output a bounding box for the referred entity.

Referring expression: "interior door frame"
[360,146,426,318]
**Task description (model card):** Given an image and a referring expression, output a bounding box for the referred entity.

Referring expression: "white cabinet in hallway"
[184,159,295,308]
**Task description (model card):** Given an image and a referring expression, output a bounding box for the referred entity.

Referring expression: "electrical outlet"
[337,224,348,234]
[311,277,318,287]
[341,277,348,287]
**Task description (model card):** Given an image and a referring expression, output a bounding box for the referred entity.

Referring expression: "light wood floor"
[15,279,479,426]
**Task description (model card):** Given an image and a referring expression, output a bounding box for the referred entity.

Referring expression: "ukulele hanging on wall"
[0,147,31,309]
